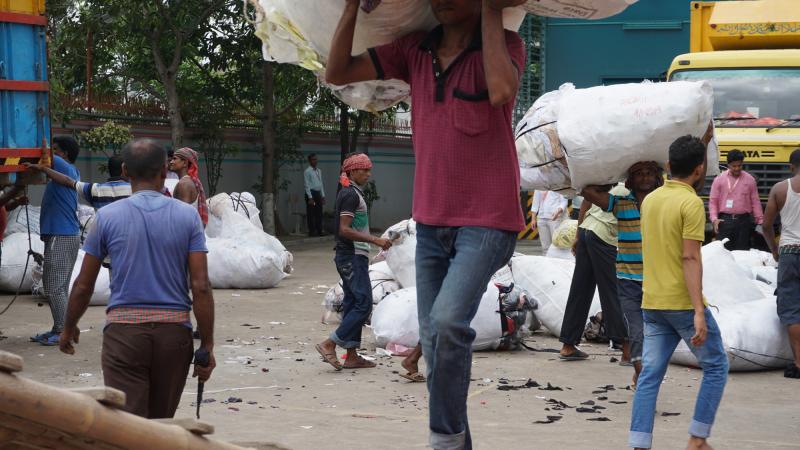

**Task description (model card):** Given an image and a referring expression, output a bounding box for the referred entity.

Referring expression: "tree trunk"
[162,75,185,149]
[350,111,366,154]
[260,62,277,235]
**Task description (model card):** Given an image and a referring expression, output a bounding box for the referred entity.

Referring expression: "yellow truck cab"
[667,0,800,199]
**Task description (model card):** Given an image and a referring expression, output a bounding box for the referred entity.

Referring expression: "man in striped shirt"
[580,161,663,387]
[27,155,131,210]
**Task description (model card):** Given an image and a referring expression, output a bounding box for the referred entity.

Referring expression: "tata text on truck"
[0,0,51,186]
[667,0,800,199]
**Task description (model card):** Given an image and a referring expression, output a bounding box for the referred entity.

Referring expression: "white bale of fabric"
[701,241,763,307]
[521,0,637,19]
[68,250,110,306]
[207,192,263,232]
[0,232,44,292]
[371,281,513,351]
[382,219,417,288]
[250,1,536,111]
[511,255,599,337]
[545,246,575,261]
[557,81,719,190]
[516,85,575,196]
[4,206,40,237]
[732,249,778,269]
[206,208,293,289]
[552,219,578,249]
[670,298,793,371]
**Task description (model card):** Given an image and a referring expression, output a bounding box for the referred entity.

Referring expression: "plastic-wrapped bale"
[371,276,534,351]
[248,0,526,111]
[68,251,111,306]
[320,261,401,324]
[206,208,293,289]
[670,298,793,371]
[4,206,40,237]
[515,84,575,196]
[521,0,637,19]
[0,233,44,292]
[207,192,263,234]
[557,81,719,190]
[552,219,578,249]
[382,219,417,288]
[701,241,764,307]
[511,255,600,337]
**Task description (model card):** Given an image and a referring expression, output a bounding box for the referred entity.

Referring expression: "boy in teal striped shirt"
[580,161,663,387]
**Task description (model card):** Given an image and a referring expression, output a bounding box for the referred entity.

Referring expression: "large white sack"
[383,219,417,288]
[731,249,778,270]
[207,192,263,232]
[670,298,793,371]
[371,283,512,351]
[702,241,763,307]
[69,250,110,306]
[250,1,525,111]
[4,206,40,237]
[511,255,600,337]
[206,208,293,289]
[521,0,637,19]
[0,233,44,292]
[557,81,718,190]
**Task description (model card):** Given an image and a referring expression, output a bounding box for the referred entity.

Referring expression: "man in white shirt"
[532,190,568,253]
[304,154,326,236]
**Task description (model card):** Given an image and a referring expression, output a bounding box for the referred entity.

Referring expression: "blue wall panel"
[0,21,50,149]
[544,0,692,91]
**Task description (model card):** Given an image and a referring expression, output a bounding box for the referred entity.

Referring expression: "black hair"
[727,149,745,163]
[52,136,80,163]
[791,149,800,168]
[308,153,317,160]
[167,149,175,158]
[121,139,166,179]
[107,155,124,177]
[668,135,706,178]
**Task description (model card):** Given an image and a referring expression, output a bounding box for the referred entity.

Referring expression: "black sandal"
[559,349,589,361]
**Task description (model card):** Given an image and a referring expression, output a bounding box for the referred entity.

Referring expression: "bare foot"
[560,344,577,357]
[401,357,418,375]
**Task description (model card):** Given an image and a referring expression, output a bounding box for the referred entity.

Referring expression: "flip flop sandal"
[342,358,377,369]
[619,360,634,367]
[785,364,800,379]
[559,349,589,361]
[399,372,425,383]
[315,344,342,371]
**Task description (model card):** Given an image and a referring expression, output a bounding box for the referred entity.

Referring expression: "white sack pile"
[511,255,600,337]
[0,232,44,293]
[248,0,636,111]
[516,81,720,194]
[67,250,111,306]
[206,192,293,289]
[669,241,789,371]
[4,205,40,237]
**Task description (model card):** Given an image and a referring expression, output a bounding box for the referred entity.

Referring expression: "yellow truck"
[667,0,800,198]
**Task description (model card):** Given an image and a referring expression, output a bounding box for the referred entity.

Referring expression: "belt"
[780,245,800,255]
[719,213,752,220]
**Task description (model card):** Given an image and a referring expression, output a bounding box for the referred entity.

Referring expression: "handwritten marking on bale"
[0,351,23,373]
[154,418,215,435]
[70,387,126,409]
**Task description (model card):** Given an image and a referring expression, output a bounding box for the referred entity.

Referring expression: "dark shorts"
[777,253,800,326]
[618,278,644,362]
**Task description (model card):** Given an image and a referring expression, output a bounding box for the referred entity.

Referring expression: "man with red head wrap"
[169,148,208,226]
[316,153,392,371]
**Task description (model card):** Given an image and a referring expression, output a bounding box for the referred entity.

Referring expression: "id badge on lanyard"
[725,173,740,210]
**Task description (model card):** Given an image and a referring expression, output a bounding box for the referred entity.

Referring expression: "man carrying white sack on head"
[532,190,567,254]
[325,0,527,448]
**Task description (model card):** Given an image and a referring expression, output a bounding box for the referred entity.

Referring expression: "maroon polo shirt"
[369,25,526,232]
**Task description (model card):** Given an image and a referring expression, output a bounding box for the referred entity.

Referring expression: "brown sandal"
[342,357,377,369]
[316,344,342,371]
[399,372,425,382]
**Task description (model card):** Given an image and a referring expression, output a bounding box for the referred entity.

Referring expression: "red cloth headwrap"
[340,153,373,187]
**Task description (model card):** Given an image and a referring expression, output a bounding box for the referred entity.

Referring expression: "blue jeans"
[330,254,372,349]
[416,224,517,450]
[629,308,729,449]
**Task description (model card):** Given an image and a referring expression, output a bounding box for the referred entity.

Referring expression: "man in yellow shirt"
[629,135,728,450]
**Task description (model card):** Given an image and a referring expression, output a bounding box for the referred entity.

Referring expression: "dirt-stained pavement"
[1,240,798,450]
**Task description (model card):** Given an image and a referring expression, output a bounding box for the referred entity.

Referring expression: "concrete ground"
[1,240,798,450]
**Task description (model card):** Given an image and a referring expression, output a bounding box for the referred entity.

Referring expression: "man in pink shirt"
[709,150,764,250]
[326,1,525,448]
